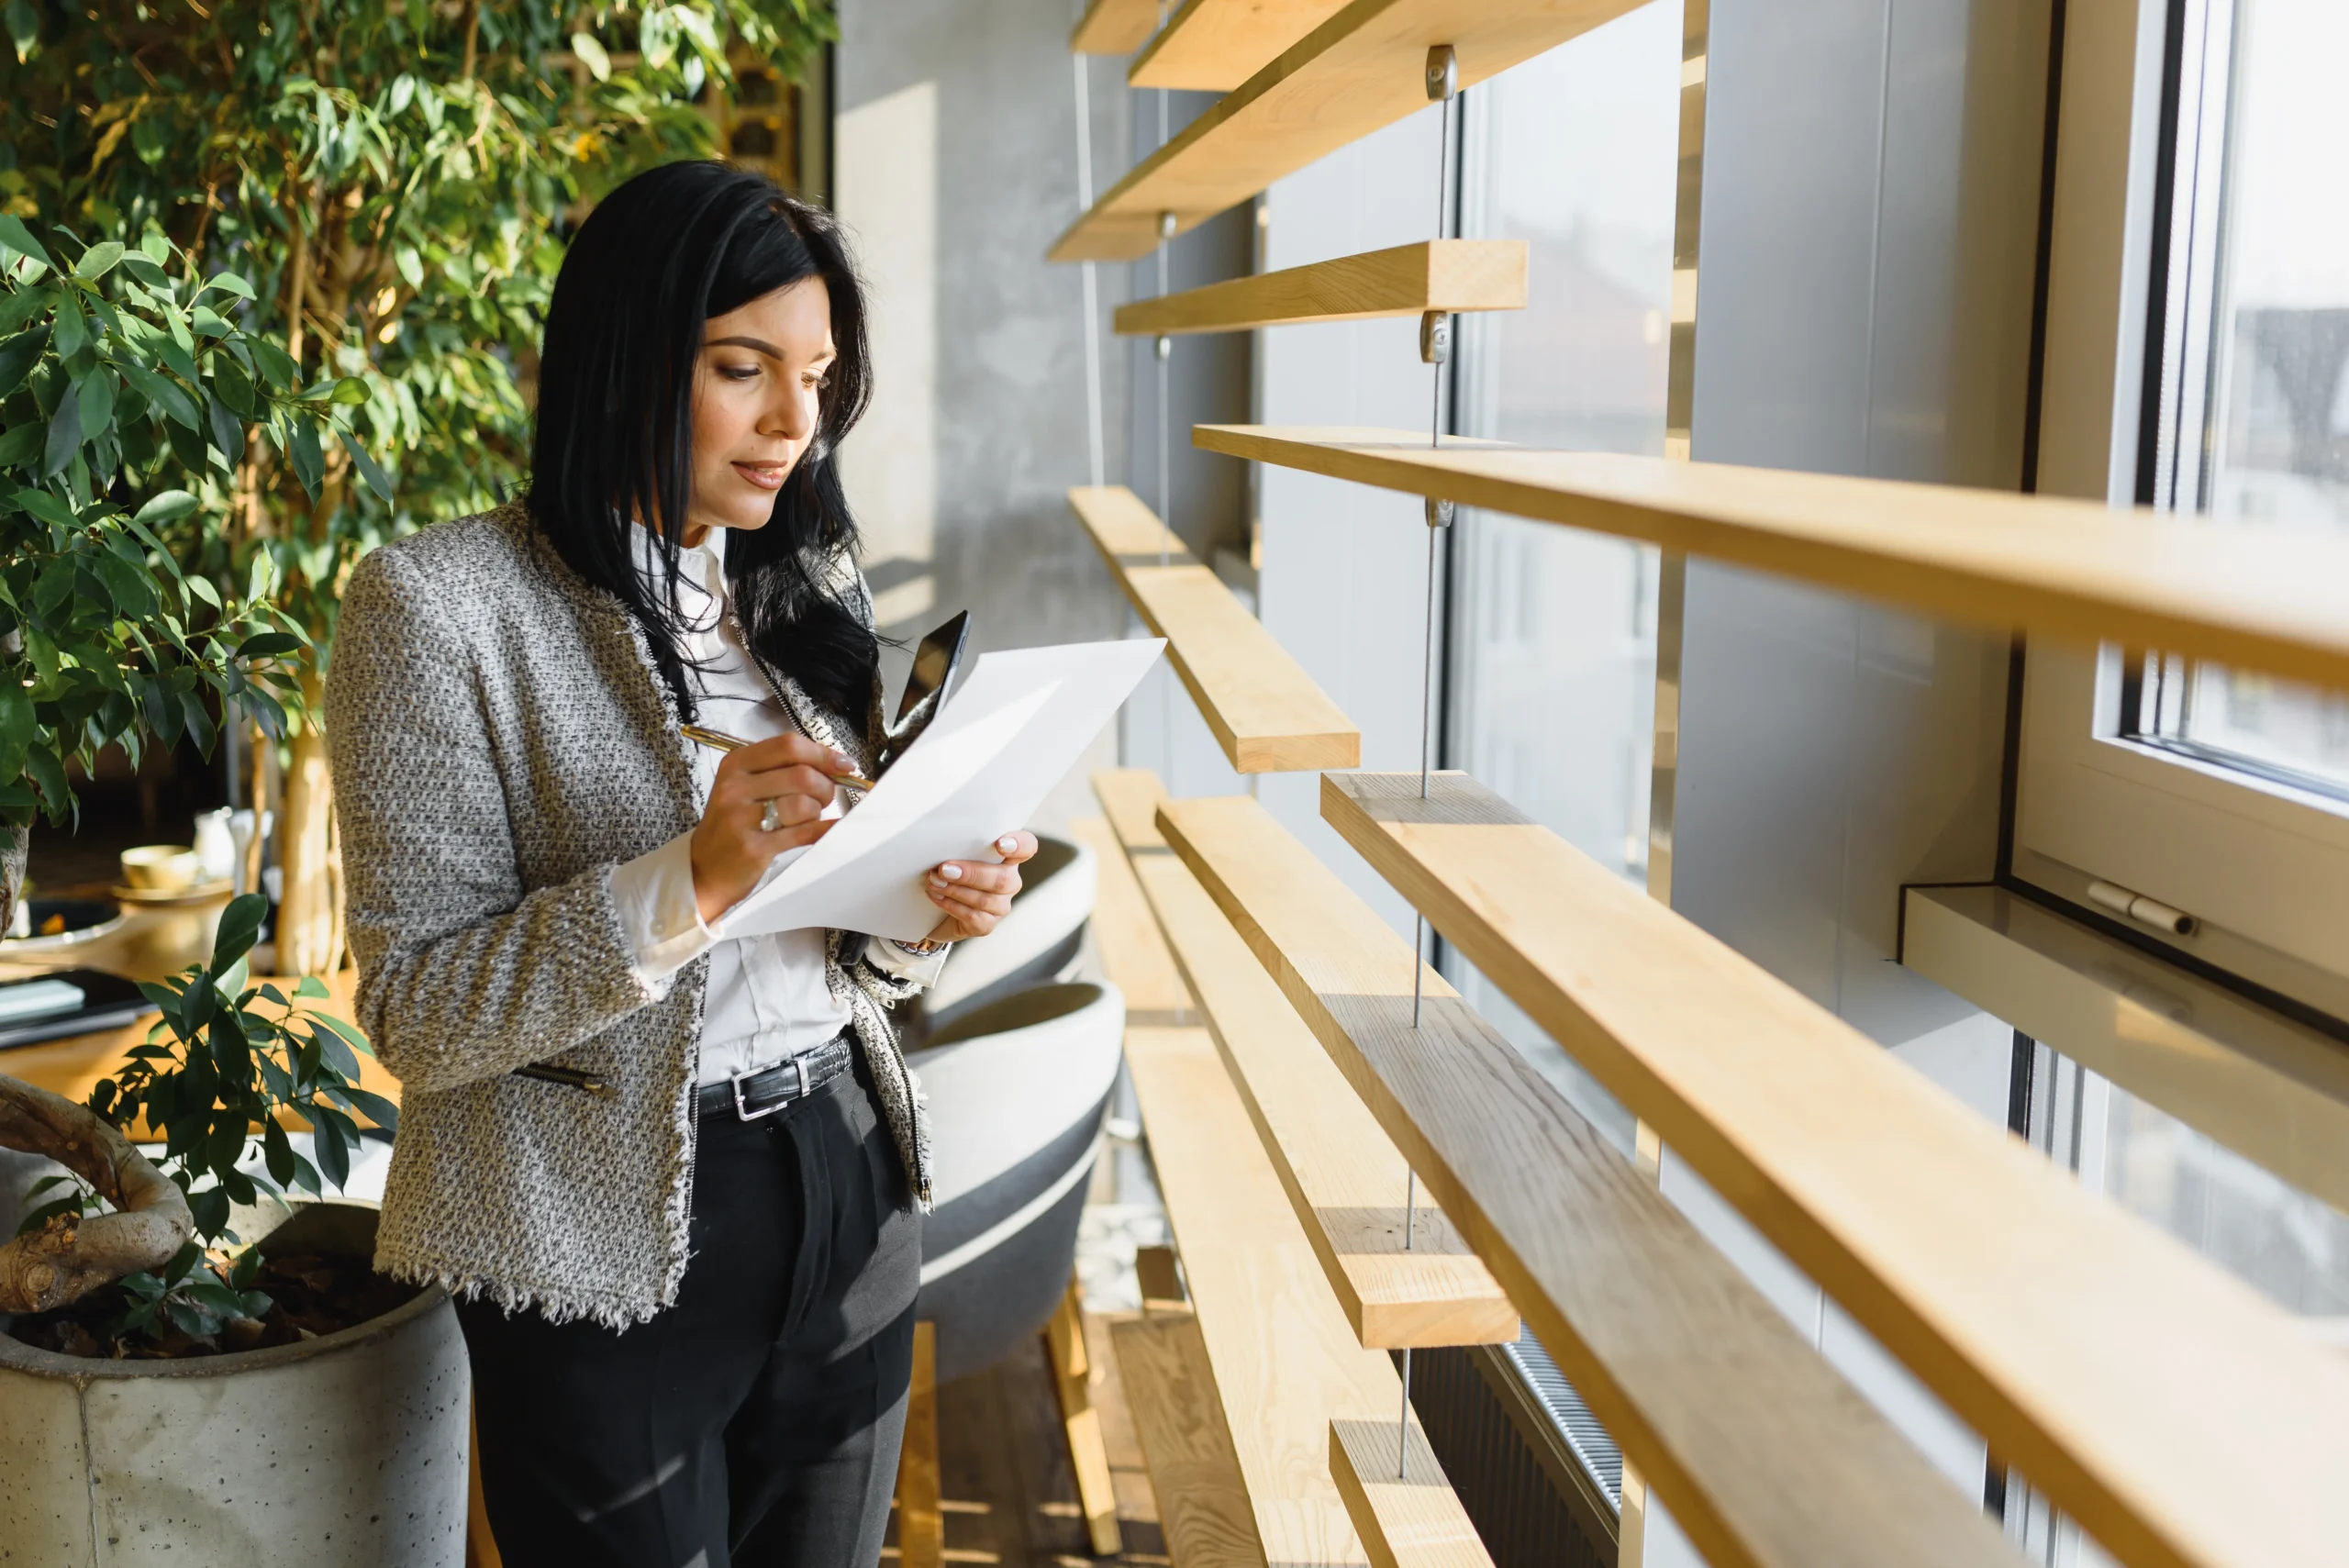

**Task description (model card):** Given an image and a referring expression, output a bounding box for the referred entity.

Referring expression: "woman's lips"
[733,461,789,491]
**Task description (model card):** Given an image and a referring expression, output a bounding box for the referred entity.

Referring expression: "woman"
[326,161,1032,1567]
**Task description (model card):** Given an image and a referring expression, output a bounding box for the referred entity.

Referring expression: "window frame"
[2012,0,2349,1021]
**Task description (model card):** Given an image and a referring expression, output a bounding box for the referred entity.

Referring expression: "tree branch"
[0,1076,191,1315]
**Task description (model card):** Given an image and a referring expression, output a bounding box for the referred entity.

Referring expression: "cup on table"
[119,845,203,895]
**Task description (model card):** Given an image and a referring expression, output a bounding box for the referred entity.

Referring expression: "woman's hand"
[690,734,857,924]
[921,830,1039,943]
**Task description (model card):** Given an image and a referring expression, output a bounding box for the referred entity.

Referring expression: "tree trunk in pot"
[276,671,341,976]
[0,820,25,943]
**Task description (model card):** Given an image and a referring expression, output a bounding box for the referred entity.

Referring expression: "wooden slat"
[1130,0,1352,91]
[1155,793,2027,1568]
[1072,486,1359,773]
[1329,1422,1489,1568]
[1116,241,1526,338]
[1194,424,2349,693]
[1080,807,1486,1568]
[1072,0,1162,54]
[1126,1024,1491,1568]
[1095,768,1517,1350]
[896,1320,943,1568]
[1050,0,1650,262]
[1111,1314,1267,1568]
[1073,815,1192,1024]
[1044,1276,1125,1556]
[1317,771,2349,1568]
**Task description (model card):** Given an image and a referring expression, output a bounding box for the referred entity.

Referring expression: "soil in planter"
[5,1250,418,1361]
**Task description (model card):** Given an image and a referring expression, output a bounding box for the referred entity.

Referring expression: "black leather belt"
[697,1033,854,1120]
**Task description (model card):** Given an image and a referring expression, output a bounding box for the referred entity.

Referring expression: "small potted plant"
[0,894,468,1563]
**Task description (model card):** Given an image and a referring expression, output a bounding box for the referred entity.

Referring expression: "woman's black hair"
[529,160,877,726]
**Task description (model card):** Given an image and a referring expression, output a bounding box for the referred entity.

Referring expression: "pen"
[681,724,878,791]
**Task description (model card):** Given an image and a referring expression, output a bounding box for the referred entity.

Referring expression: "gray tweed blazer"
[326,503,930,1329]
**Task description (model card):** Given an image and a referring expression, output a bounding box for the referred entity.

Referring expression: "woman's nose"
[765,383,816,443]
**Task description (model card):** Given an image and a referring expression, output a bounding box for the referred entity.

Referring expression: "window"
[1440,1,1682,1149]
[2016,0,2349,1019]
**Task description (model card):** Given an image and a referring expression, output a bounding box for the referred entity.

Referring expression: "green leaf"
[181,1280,247,1318]
[340,431,393,501]
[340,1084,399,1135]
[210,353,253,417]
[0,323,48,396]
[186,1185,229,1239]
[312,1107,350,1189]
[286,418,323,499]
[294,975,329,999]
[50,293,85,361]
[119,362,199,428]
[0,682,28,776]
[24,747,67,815]
[76,368,115,441]
[134,489,199,528]
[73,241,126,281]
[206,394,242,464]
[394,246,423,291]
[0,215,52,272]
[235,630,302,660]
[329,376,370,407]
[309,1009,373,1061]
[91,552,156,620]
[198,272,255,302]
[41,393,81,480]
[0,422,39,473]
[310,1018,362,1084]
[18,487,74,528]
[210,894,268,973]
[249,337,297,391]
[572,31,613,80]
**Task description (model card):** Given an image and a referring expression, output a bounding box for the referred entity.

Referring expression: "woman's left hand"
[922,831,1039,942]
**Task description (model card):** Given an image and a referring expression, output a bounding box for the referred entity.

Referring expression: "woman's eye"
[720,365,760,383]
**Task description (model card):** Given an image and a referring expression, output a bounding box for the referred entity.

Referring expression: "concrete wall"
[832,0,1132,829]
[834,3,1252,827]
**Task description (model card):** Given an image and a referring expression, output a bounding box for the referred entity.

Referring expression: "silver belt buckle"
[729,1055,806,1121]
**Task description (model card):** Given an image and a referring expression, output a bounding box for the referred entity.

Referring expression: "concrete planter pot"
[0,1202,469,1566]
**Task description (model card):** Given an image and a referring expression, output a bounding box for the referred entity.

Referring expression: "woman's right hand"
[690,734,856,924]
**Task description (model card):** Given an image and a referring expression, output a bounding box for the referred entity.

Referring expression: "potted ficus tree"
[0,894,468,1562]
[0,223,463,1561]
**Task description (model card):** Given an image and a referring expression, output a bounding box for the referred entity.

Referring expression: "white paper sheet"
[716,637,1164,942]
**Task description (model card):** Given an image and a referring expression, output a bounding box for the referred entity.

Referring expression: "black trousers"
[459,1055,921,1568]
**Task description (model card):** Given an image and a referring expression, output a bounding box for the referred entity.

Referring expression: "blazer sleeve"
[326,546,657,1094]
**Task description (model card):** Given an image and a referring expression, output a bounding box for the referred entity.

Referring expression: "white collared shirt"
[607,526,944,1085]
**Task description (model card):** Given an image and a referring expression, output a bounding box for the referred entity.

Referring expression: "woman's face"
[683,274,836,544]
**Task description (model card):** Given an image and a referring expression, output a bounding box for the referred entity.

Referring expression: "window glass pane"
[2139,0,2349,796]
[1442,1,1679,1143]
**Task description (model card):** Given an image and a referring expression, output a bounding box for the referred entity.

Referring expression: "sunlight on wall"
[835,79,939,633]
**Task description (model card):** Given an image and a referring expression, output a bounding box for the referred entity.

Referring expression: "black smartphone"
[0,968,159,1051]
[880,611,971,773]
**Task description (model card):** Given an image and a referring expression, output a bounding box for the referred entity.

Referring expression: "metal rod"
[1404,1166,1417,1251]
[1073,53,1105,490]
[1397,1347,1414,1480]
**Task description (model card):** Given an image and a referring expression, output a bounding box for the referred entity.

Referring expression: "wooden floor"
[885,1309,1172,1568]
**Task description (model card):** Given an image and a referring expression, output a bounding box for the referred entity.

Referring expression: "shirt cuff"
[867,937,952,988]
[609,830,718,991]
